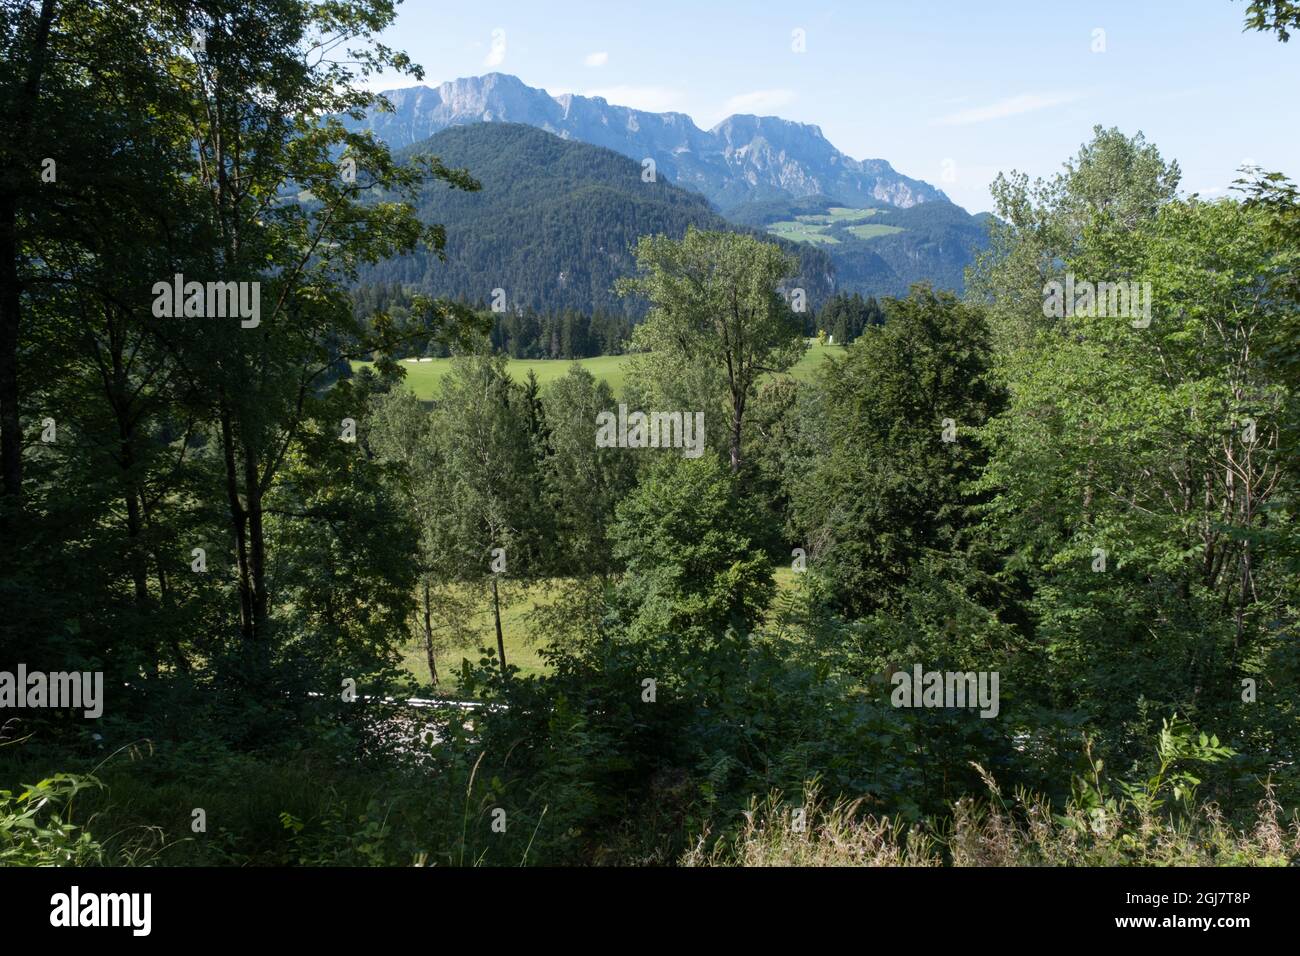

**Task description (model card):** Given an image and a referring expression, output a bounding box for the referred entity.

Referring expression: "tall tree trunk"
[0,0,58,505]
[0,189,22,504]
[422,575,438,685]
[242,440,268,638]
[219,395,253,638]
[109,332,150,609]
[144,497,191,675]
[124,485,150,604]
[492,575,507,678]
[729,395,743,473]
[729,418,742,472]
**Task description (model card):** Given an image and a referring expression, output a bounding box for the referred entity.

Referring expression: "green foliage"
[1242,0,1300,40]
[969,125,1181,352]
[1071,716,1235,825]
[539,365,637,575]
[789,285,1003,617]
[621,227,805,471]
[609,454,775,644]
[1,772,104,866]
[352,284,635,360]
[2,0,481,724]
[367,352,550,679]
[452,601,927,861]
[814,291,884,343]
[689,738,1297,867]
[976,196,1298,779]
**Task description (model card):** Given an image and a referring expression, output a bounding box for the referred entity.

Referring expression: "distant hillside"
[345,73,948,212]
[355,123,835,314]
[725,195,992,297]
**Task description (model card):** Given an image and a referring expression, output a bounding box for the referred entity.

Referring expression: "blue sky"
[362,0,1300,213]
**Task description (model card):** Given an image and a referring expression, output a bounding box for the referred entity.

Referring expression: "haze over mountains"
[348,73,950,213]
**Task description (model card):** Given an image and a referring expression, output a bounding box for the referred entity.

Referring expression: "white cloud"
[483,28,506,68]
[932,91,1086,126]
[583,85,685,112]
[353,72,402,94]
[722,89,796,115]
[584,51,609,67]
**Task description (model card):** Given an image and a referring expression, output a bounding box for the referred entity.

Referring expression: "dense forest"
[351,122,836,315]
[350,283,874,358]
[1,0,1298,878]
[810,291,885,343]
[351,282,636,359]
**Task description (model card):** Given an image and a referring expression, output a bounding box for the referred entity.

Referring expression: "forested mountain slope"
[354,122,834,314]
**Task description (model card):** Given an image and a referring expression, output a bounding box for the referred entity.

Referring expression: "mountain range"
[346,73,950,213]
[345,73,990,304]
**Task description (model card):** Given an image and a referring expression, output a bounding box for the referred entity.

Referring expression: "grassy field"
[767,220,841,244]
[787,343,845,380]
[397,580,558,694]
[825,206,879,221]
[401,566,803,695]
[353,342,845,400]
[846,223,905,240]
[359,352,633,398]
[764,206,884,245]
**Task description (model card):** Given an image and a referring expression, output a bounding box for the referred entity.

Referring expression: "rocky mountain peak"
[351,74,948,212]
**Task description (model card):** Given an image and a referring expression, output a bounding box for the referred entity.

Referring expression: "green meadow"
[402,566,803,695]
[821,206,881,222]
[767,220,841,244]
[764,206,887,245]
[846,223,905,240]
[352,342,845,400]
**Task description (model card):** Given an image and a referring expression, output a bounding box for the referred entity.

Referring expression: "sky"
[358,0,1300,213]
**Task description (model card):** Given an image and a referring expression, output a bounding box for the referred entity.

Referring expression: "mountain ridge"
[347,73,951,212]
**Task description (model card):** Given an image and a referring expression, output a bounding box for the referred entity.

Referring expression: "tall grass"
[682,776,1300,867]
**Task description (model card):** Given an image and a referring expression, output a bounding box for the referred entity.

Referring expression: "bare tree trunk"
[219,395,253,638]
[242,440,268,638]
[729,407,743,473]
[728,384,747,474]
[492,575,507,678]
[422,575,438,685]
